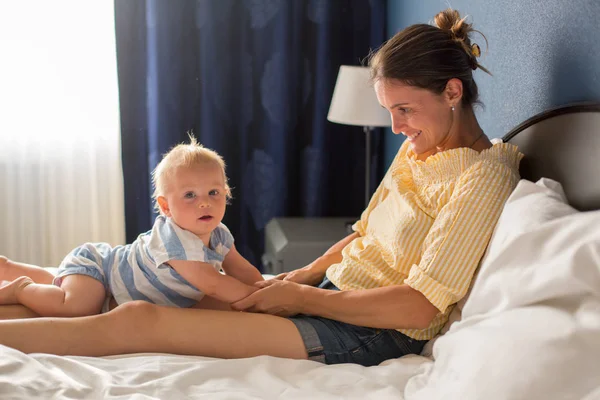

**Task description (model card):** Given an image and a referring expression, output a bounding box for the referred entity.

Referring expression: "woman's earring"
[451,105,455,111]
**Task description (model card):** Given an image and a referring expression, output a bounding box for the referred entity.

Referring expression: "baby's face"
[161,162,227,242]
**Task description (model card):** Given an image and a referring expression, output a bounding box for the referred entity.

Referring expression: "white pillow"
[420,178,577,357]
[407,186,600,399]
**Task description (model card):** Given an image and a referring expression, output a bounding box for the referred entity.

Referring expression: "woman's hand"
[273,265,325,286]
[231,279,308,317]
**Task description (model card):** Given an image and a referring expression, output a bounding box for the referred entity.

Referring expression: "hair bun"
[434,9,472,43]
[433,8,490,73]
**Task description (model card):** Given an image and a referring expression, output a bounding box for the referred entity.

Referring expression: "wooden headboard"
[503,103,600,211]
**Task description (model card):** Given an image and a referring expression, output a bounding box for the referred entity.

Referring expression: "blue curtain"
[115,0,387,270]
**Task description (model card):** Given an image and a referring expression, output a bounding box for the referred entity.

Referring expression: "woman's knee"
[107,301,163,350]
[111,301,160,328]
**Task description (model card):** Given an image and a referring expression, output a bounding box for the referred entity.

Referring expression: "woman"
[0,9,522,366]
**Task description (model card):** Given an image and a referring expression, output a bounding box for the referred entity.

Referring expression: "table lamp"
[327,65,392,207]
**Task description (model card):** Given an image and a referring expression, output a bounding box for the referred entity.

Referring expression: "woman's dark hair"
[368,9,490,107]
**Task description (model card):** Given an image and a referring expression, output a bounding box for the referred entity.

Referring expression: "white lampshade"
[327,65,391,128]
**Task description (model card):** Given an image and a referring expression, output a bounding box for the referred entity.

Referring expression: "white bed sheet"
[0,347,432,399]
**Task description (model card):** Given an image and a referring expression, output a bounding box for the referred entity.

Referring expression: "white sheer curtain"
[0,1,125,266]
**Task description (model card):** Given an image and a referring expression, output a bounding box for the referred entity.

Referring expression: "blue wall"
[384,0,600,167]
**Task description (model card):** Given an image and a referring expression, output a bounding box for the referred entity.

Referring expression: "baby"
[0,137,263,316]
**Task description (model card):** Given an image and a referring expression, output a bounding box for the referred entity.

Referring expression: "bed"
[1,103,599,399]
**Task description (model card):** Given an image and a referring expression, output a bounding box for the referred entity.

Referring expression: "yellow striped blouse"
[326,140,523,340]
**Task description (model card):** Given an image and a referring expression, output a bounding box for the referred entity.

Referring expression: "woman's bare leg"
[0,256,55,284]
[0,301,308,360]
[193,295,233,311]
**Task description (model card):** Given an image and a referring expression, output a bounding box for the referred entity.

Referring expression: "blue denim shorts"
[288,278,428,366]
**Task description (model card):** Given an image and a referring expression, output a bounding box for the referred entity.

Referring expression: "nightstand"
[262,217,356,275]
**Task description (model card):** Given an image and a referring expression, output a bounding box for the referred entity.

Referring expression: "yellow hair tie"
[471,43,481,58]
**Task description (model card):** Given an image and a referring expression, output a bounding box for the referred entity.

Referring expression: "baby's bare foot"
[0,256,9,281]
[0,276,33,305]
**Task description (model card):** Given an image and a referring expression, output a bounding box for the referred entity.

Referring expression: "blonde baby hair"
[151,133,231,214]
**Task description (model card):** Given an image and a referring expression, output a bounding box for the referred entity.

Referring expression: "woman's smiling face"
[374,79,457,156]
